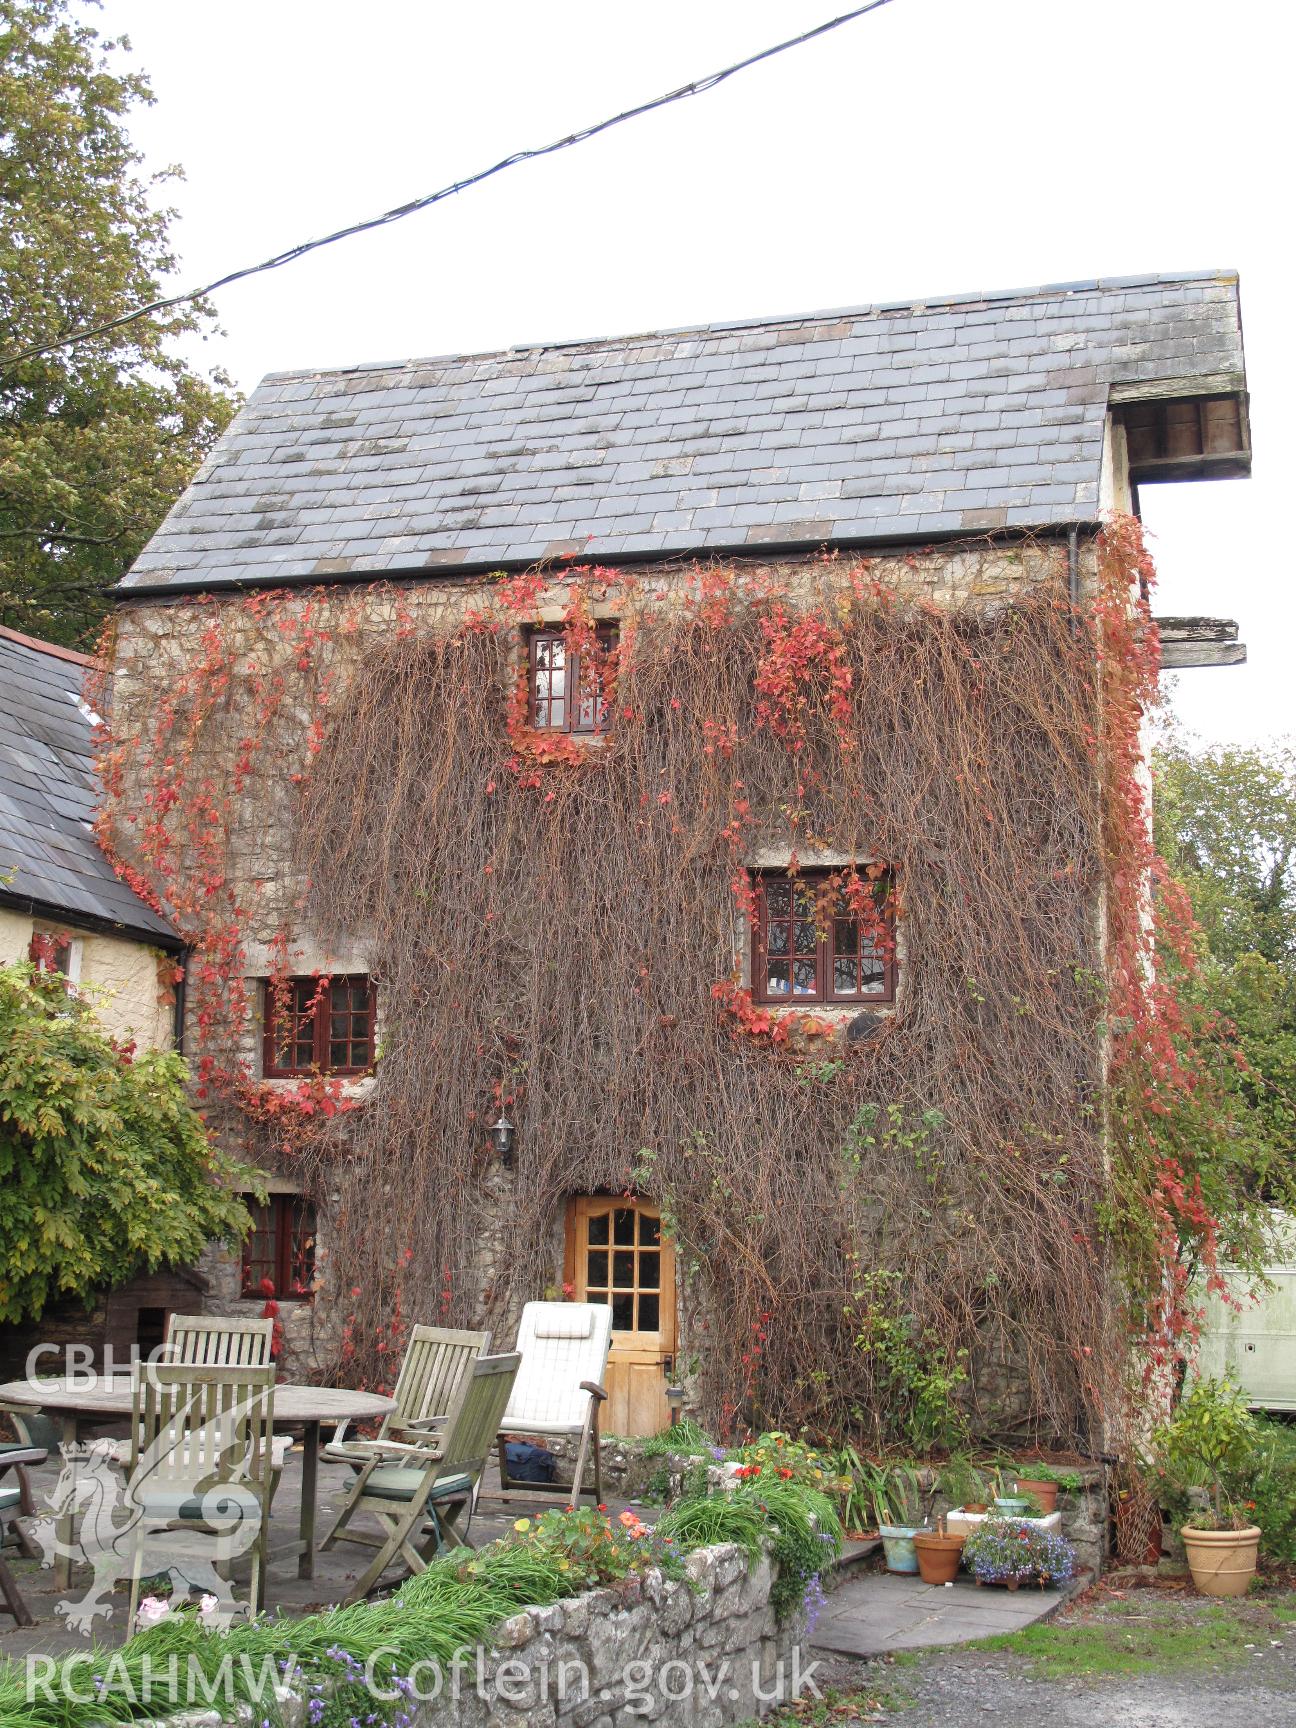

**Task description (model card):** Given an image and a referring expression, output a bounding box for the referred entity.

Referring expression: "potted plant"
[860,1460,924,1573]
[1014,1461,1083,1514]
[963,1516,1076,1590]
[937,1452,989,1515]
[1013,1473,1058,1514]
[914,1514,965,1585]
[1153,1379,1261,1598]
[991,1467,1029,1518]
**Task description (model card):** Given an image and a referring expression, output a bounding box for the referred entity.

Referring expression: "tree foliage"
[0,960,259,1324]
[0,0,235,645]
[1152,738,1296,1233]
[1155,740,1296,966]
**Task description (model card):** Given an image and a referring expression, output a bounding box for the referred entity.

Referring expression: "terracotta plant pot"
[1181,1525,1261,1597]
[962,1501,988,1515]
[1017,1478,1059,1513]
[913,1530,964,1585]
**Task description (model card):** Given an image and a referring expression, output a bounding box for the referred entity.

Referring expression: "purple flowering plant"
[962,1516,1076,1586]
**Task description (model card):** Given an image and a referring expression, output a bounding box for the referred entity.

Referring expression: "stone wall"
[397,1543,800,1728]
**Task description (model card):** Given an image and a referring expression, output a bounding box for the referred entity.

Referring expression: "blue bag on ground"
[505,1441,557,1482]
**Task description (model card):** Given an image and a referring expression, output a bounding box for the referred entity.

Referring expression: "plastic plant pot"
[1181,1525,1261,1598]
[878,1524,921,1573]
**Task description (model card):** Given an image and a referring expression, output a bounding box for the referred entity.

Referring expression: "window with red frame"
[262,976,376,1077]
[751,868,896,1005]
[528,625,618,733]
[241,1194,316,1299]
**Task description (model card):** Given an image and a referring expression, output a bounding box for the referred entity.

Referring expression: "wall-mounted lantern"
[489,1111,516,1169]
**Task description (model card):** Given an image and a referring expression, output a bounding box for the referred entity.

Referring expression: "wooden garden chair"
[164,1314,274,1366]
[322,1351,520,1603]
[124,1362,277,1625]
[322,1324,489,1466]
[0,1443,47,1627]
[494,1301,612,1507]
[111,1318,290,1481]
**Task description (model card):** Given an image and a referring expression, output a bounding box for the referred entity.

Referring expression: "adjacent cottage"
[0,625,202,1369]
[99,270,1251,1443]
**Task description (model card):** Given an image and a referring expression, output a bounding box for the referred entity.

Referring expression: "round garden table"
[0,1374,395,1590]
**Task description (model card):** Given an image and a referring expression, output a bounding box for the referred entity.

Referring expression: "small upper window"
[751,868,896,1006]
[528,625,618,734]
[29,929,81,985]
[263,976,376,1077]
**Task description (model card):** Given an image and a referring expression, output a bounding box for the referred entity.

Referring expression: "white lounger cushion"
[499,1301,612,1433]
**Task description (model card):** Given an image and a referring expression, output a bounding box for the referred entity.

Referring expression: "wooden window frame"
[262,975,376,1078]
[240,1193,317,1301]
[526,624,618,734]
[750,868,896,1007]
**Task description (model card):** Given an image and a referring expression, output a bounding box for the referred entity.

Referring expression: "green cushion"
[0,1487,21,1513]
[132,1484,262,1523]
[363,1469,472,1503]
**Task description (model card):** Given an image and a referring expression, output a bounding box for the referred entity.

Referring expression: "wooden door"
[568,1196,676,1437]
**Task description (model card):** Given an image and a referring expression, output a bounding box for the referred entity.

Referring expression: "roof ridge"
[0,623,97,668]
[257,268,1238,384]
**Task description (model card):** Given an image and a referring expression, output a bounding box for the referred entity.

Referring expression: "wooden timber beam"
[1156,616,1247,669]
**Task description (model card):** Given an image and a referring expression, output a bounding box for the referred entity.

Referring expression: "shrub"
[659,1473,843,1620]
[0,961,259,1322]
[962,1517,1076,1586]
[1152,1378,1259,1530]
[1247,1419,1296,1563]
[494,1505,687,1591]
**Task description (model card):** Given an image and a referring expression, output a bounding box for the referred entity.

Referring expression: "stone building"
[102,270,1252,1437]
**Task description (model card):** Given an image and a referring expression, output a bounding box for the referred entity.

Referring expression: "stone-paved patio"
[812,1565,1090,1658]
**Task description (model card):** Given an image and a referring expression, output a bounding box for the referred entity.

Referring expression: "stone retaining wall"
[411,1542,803,1728]
[235,1541,804,1728]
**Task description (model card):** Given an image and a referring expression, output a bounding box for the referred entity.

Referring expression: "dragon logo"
[29,1401,266,1636]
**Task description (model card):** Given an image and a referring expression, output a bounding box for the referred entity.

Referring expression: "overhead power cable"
[3,1,896,369]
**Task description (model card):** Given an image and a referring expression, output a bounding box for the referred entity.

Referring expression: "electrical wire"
[1,1,897,370]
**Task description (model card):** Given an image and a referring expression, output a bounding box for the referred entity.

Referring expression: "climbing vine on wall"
[94,524,1243,1441]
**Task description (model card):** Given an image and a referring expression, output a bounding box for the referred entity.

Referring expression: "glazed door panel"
[568,1197,677,1437]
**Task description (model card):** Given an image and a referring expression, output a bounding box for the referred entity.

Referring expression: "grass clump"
[971,1595,1296,1678]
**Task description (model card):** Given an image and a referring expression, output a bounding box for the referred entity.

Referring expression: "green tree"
[0,0,235,646]
[1152,739,1296,1224]
[1155,741,1296,966]
[0,960,259,1324]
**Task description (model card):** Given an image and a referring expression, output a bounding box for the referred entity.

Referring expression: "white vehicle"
[1196,1214,1296,1411]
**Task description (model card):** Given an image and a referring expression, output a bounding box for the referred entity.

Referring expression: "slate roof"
[0,627,179,945]
[121,270,1247,592]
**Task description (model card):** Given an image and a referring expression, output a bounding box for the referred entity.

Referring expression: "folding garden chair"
[322,1351,520,1603]
[111,1319,290,1483]
[124,1362,277,1625]
[0,1443,47,1626]
[322,1324,489,1466]
[495,1301,612,1507]
[164,1314,275,1366]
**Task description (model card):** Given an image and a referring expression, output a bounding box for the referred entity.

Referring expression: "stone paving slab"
[811,1569,1088,1658]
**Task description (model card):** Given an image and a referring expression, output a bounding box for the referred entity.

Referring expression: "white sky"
[95,0,1290,751]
